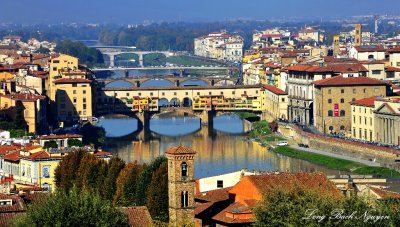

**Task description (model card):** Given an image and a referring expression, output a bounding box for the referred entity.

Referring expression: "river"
[97,115,348,178]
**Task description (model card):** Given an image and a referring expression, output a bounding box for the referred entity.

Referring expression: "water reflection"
[150,117,201,136]
[213,115,244,134]
[100,116,345,178]
[97,118,138,137]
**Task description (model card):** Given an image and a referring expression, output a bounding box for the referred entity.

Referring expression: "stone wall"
[279,123,400,171]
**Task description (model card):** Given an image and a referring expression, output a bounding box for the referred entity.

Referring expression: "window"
[83,90,86,94]
[150,92,153,96]
[364,117,367,125]
[73,98,77,103]
[209,92,212,95]
[372,70,381,75]
[329,126,334,131]
[52,60,60,63]
[126,93,129,97]
[328,89,331,94]
[217,180,223,188]
[72,83,77,87]
[363,89,366,93]
[42,166,50,178]
[73,90,76,94]
[162,92,165,96]
[353,128,356,137]
[83,104,87,110]
[174,92,177,95]
[340,110,345,116]
[181,191,189,208]
[370,117,372,126]
[220,92,224,95]
[341,89,344,94]
[282,98,285,102]
[328,110,333,117]
[353,116,355,123]
[83,98,86,103]
[185,92,189,95]
[353,89,356,94]
[181,162,188,180]
[52,67,57,71]
[197,92,200,95]
[138,93,142,96]
[328,99,332,104]
[232,91,235,95]
[341,98,344,103]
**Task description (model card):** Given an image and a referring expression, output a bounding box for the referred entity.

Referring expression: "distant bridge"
[91,46,172,68]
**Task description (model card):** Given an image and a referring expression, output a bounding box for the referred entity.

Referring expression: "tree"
[36,46,50,54]
[54,150,87,192]
[254,185,394,226]
[135,156,167,205]
[113,162,145,206]
[12,187,129,227]
[101,157,125,201]
[13,104,27,130]
[67,138,83,147]
[146,162,169,222]
[43,140,58,149]
[55,40,104,67]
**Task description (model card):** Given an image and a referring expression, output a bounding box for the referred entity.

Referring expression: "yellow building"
[262,84,288,121]
[374,96,400,146]
[350,96,377,141]
[55,77,92,123]
[49,54,93,123]
[0,93,47,134]
[242,52,261,64]
[313,76,388,134]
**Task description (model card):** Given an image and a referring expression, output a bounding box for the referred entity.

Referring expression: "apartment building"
[194,32,243,62]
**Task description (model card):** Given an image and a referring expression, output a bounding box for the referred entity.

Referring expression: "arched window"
[328,110,333,117]
[340,110,345,116]
[181,191,188,208]
[340,125,345,130]
[181,162,188,180]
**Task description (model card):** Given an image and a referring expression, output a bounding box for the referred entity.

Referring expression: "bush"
[43,140,58,149]
[12,187,129,227]
[67,138,83,147]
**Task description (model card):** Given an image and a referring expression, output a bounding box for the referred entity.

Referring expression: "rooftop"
[121,206,152,227]
[54,78,91,84]
[262,84,287,95]
[165,145,196,155]
[313,76,389,87]
[39,134,82,140]
[351,96,378,107]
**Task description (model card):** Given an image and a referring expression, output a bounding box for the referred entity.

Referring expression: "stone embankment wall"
[279,123,400,171]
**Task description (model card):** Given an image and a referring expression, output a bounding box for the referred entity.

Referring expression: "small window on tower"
[217,180,223,188]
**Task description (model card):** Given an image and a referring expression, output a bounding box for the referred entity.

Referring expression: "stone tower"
[333,35,340,57]
[354,23,362,47]
[166,146,196,226]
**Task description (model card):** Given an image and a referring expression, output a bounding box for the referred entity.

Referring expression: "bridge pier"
[138,54,144,67]
[136,110,151,141]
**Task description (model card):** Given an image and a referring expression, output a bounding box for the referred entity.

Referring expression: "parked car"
[277,141,288,146]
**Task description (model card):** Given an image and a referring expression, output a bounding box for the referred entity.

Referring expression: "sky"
[1,0,400,24]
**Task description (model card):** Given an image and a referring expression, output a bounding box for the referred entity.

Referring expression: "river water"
[97,115,347,178]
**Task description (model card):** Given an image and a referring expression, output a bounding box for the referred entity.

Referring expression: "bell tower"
[166,146,196,226]
[354,23,362,47]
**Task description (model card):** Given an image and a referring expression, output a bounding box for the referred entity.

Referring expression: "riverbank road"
[289,145,381,167]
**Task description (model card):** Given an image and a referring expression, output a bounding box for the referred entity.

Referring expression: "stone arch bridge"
[99,75,239,87]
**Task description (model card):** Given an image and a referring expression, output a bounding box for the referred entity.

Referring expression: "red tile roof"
[354,45,385,52]
[0,93,46,101]
[313,76,389,87]
[0,145,20,156]
[387,47,400,53]
[195,202,215,215]
[0,194,27,213]
[121,206,152,227]
[39,134,82,140]
[351,96,378,107]
[25,151,50,160]
[212,202,253,224]
[371,188,400,199]
[262,84,287,95]
[3,151,20,162]
[0,213,21,227]
[54,78,91,84]
[195,187,232,203]
[385,66,400,72]
[165,145,196,155]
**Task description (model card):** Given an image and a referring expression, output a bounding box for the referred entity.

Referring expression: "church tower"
[354,23,362,47]
[166,146,196,226]
[333,35,340,57]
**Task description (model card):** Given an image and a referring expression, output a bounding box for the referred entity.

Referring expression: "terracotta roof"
[0,145,20,156]
[93,151,112,157]
[385,66,400,72]
[354,45,385,52]
[313,76,389,87]
[24,151,50,160]
[0,194,27,213]
[243,172,342,199]
[0,213,22,227]
[212,202,253,224]
[3,151,20,162]
[262,84,287,95]
[54,78,91,84]
[121,206,152,227]
[351,96,377,107]
[195,202,215,215]
[195,187,232,203]
[387,47,400,53]
[39,134,82,140]
[165,145,196,155]
[371,188,400,199]
[0,93,46,101]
